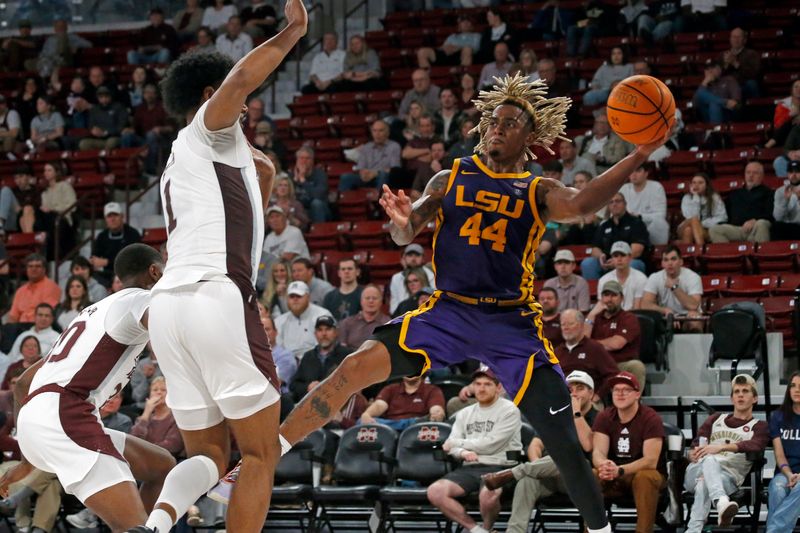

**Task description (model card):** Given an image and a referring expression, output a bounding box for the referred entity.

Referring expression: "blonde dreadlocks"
[470,73,572,162]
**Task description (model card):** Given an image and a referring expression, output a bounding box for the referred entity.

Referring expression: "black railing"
[342,0,370,44]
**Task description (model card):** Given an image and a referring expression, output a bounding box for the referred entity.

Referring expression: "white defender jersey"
[155,100,265,291]
[29,288,150,409]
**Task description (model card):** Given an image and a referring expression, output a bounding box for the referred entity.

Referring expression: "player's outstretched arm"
[380,169,449,246]
[539,134,668,223]
[204,0,308,131]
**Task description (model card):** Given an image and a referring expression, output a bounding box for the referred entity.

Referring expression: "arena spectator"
[322,259,363,321]
[592,371,665,533]
[127,8,178,65]
[4,469,62,533]
[773,161,800,240]
[85,66,118,103]
[78,86,130,150]
[538,287,564,348]
[476,8,518,63]
[0,20,38,73]
[14,77,41,140]
[411,140,447,199]
[215,15,253,62]
[537,58,571,99]
[60,75,92,129]
[766,372,800,532]
[262,260,292,318]
[566,1,617,58]
[391,268,431,316]
[457,72,479,115]
[0,182,19,235]
[240,0,279,39]
[445,118,478,166]
[692,60,741,125]
[337,34,382,92]
[389,244,435,314]
[434,89,464,148]
[100,392,133,434]
[7,253,61,324]
[642,245,704,332]
[559,140,595,186]
[402,114,437,175]
[258,206,309,290]
[192,26,217,54]
[258,304,296,394]
[54,275,90,330]
[338,119,401,191]
[598,242,648,311]
[558,171,603,246]
[679,0,727,32]
[241,96,267,142]
[678,173,728,246]
[0,95,22,155]
[708,161,773,243]
[585,281,645,390]
[637,0,680,43]
[769,80,800,149]
[684,374,768,531]
[338,285,389,348]
[131,377,184,457]
[270,176,310,231]
[481,370,598,533]
[29,96,65,152]
[290,315,350,401]
[574,113,633,174]
[417,15,480,69]
[291,257,334,306]
[619,163,669,245]
[130,351,163,411]
[583,47,634,106]
[513,49,540,83]
[402,102,427,143]
[37,162,76,258]
[721,27,761,98]
[173,0,205,42]
[90,202,142,287]
[275,281,334,359]
[478,42,514,89]
[1,334,42,390]
[301,32,346,94]
[291,147,330,223]
[201,0,238,33]
[542,160,563,182]
[36,19,91,76]
[120,83,171,175]
[361,375,445,430]
[427,368,521,533]
[775,124,800,178]
[398,69,441,119]
[544,250,590,313]
[580,193,649,280]
[123,64,152,108]
[58,256,108,303]
[555,310,619,395]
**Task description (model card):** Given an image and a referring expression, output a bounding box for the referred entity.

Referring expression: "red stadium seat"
[777,273,800,295]
[337,189,379,221]
[754,241,800,273]
[701,242,754,274]
[306,221,352,252]
[661,178,691,209]
[724,274,780,296]
[710,148,756,176]
[5,232,47,275]
[760,296,797,351]
[665,151,710,179]
[327,92,366,115]
[141,227,167,247]
[366,250,404,285]
[348,220,391,250]
[701,275,730,297]
[724,122,771,147]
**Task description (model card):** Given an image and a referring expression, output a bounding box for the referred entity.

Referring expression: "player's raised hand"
[284,0,308,32]
[379,185,413,229]
[635,128,670,158]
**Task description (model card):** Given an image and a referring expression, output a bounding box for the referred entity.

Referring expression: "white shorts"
[149,280,280,430]
[17,392,134,503]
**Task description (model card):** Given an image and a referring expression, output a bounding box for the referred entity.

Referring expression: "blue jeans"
[338,171,390,191]
[684,456,739,533]
[583,88,611,107]
[127,48,171,65]
[566,24,598,57]
[693,87,732,125]
[360,417,417,431]
[774,155,790,177]
[767,473,800,532]
[307,198,331,222]
[580,256,646,280]
[637,15,675,42]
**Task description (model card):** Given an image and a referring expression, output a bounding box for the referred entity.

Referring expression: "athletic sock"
[145,455,219,532]
[587,525,612,533]
[279,434,292,456]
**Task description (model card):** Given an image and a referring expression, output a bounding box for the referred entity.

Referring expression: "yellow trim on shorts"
[513,354,536,405]
[518,177,546,303]
[398,290,443,377]
[513,301,560,405]
[471,154,531,179]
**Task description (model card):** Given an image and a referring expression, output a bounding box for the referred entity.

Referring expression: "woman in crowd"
[514,49,539,83]
[392,267,430,316]
[476,8,517,64]
[767,372,800,533]
[55,275,91,330]
[123,66,149,109]
[678,172,727,246]
[583,47,634,106]
[338,34,383,92]
[130,376,184,457]
[263,260,293,319]
[457,72,479,118]
[403,101,427,142]
[1,335,41,390]
[270,176,310,231]
[39,162,77,259]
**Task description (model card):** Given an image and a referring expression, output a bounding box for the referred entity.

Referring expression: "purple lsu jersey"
[432,154,545,304]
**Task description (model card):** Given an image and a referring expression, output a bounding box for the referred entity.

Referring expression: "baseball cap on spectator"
[96,86,112,97]
[566,370,594,390]
[554,250,575,263]
[732,373,758,394]
[607,371,640,392]
[287,280,309,296]
[600,280,624,295]
[472,367,499,384]
[788,160,800,173]
[610,241,632,256]
[315,315,337,329]
[404,243,424,256]
[104,202,122,216]
[266,205,285,217]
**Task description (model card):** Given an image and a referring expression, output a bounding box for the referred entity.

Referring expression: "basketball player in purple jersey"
[214,74,667,532]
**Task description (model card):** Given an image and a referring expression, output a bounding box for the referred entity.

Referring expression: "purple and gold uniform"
[378,154,561,403]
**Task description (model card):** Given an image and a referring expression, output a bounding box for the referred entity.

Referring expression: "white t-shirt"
[155,100,264,292]
[644,267,703,314]
[216,32,254,62]
[201,5,238,30]
[29,288,150,409]
[619,180,667,224]
[599,268,648,311]
[309,50,346,82]
[274,303,333,359]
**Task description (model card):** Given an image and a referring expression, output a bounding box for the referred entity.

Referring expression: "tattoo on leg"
[310,396,331,419]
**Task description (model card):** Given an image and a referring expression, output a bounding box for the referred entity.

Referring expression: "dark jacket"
[592,212,650,255]
[290,343,352,402]
[726,184,774,226]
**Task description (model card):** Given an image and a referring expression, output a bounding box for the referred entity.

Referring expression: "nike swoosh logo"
[549,404,570,415]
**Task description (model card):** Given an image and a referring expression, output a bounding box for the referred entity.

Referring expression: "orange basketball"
[606,75,676,145]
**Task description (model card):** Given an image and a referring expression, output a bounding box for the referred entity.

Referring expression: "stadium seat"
[754,240,800,273]
[141,227,167,248]
[701,275,730,297]
[760,296,797,351]
[337,189,379,221]
[327,92,366,115]
[664,151,710,179]
[701,242,754,274]
[366,250,403,285]
[724,122,771,147]
[777,273,800,295]
[708,303,768,395]
[724,274,780,297]
[305,221,351,252]
[347,220,391,250]
[710,148,756,176]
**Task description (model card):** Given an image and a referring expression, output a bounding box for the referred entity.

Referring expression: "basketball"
[606,75,676,145]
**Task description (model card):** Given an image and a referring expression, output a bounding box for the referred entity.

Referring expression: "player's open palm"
[284,0,308,31]
[379,185,412,229]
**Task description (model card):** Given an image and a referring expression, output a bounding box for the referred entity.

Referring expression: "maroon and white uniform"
[149,100,279,431]
[17,289,150,502]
